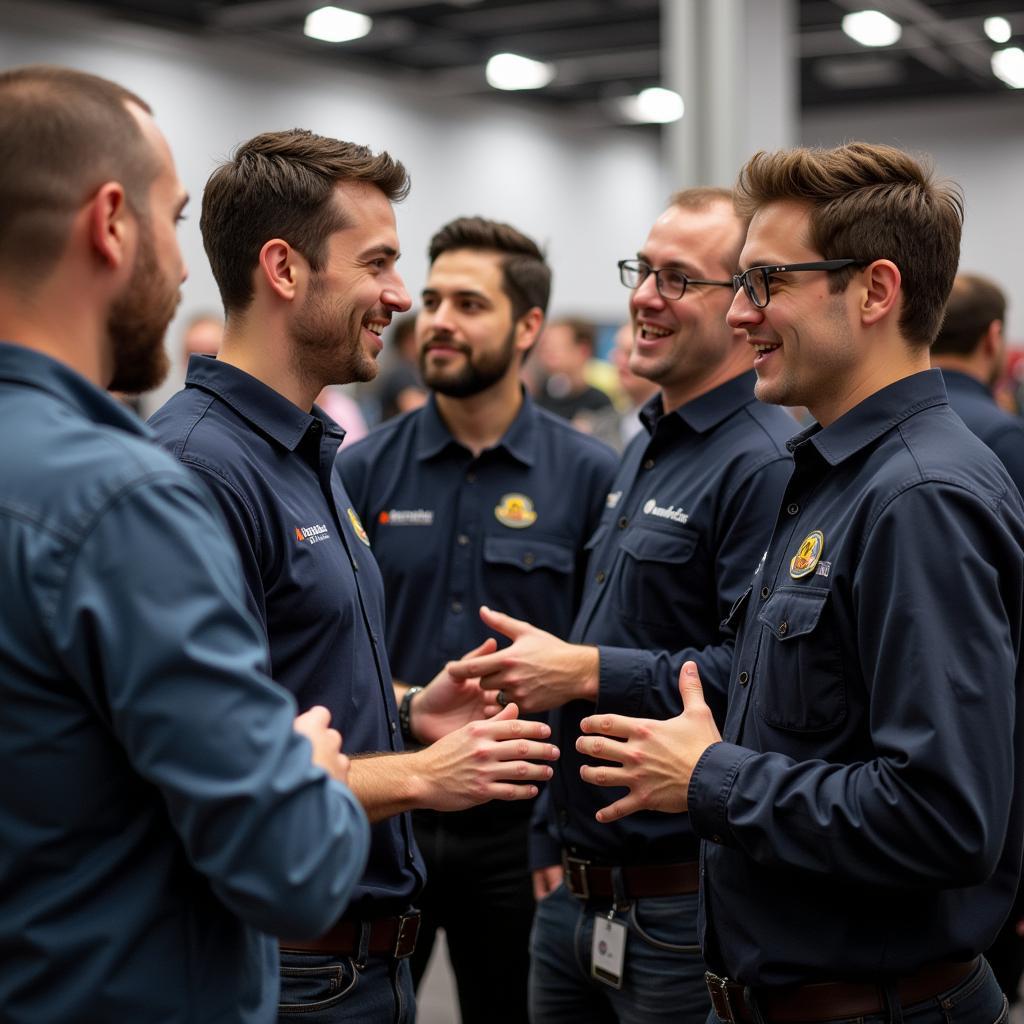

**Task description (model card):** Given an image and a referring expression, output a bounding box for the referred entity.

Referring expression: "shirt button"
[451,600,463,613]
[457,533,470,546]
[712,834,722,844]
[760,586,770,599]
[778,621,788,636]
[390,720,397,734]
[643,458,655,470]
[738,671,749,686]
[617,517,628,529]
[523,552,535,566]
[787,503,800,516]
[595,570,606,583]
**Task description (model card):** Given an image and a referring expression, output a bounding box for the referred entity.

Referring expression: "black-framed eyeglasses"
[732,259,865,309]
[618,259,734,301]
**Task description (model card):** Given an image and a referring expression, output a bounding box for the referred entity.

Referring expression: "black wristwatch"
[399,686,424,744]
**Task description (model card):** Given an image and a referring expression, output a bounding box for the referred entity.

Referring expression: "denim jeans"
[277,950,415,1023]
[707,958,1007,1024]
[529,882,711,1024]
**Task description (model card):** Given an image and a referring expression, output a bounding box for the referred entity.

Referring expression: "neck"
[434,370,524,456]
[660,346,752,414]
[930,353,988,387]
[218,310,318,412]
[0,277,112,388]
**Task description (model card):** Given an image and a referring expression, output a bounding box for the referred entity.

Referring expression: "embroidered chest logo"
[642,498,689,524]
[347,507,371,546]
[378,508,435,526]
[495,493,537,529]
[790,530,824,579]
[295,523,330,545]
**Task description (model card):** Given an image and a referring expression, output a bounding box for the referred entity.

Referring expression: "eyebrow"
[635,251,698,273]
[421,287,491,303]
[359,244,400,261]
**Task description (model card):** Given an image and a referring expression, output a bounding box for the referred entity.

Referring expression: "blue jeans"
[277,950,415,1023]
[707,958,1007,1024]
[529,882,711,1024]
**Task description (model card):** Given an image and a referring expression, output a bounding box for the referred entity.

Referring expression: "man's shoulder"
[339,407,419,466]
[733,399,799,455]
[529,403,618,466]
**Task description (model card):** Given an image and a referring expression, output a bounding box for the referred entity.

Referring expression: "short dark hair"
[201,129,410,313]
[427,216,551,320]
[734,142,964,347]
[0,65,157,288]
[933,274,1007,357]
[548,316,596,352]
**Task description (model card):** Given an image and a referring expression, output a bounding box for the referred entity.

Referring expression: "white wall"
[0,0,666,408]
[802,95,1024,341]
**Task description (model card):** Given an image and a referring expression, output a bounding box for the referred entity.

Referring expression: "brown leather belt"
[706,958,979,1023]
[281,911,420,960]
[562,852,699,900]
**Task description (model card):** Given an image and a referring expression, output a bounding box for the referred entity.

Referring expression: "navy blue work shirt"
[0,344,369,1023]
[338,390,618,683]
[539,371,795,867]
[690,370,1024,986]
[941,368,1024,495]
[150,356,424,915]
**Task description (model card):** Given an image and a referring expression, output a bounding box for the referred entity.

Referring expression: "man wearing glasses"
[577,144,1024,1024]
[448,188,796,1023]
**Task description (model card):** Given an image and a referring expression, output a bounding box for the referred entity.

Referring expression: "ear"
[981,319,1004,360]
[87,182,134,271]
[514,307,545,356]
[859,259,901,329]
[258,238,304,303]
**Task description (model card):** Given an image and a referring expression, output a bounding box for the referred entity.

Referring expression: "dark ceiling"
[54,0,1024,122]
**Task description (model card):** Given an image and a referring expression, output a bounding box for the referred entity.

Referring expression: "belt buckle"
[393,911,420,959]
[705,971,738,1023]
[563,855,591,900]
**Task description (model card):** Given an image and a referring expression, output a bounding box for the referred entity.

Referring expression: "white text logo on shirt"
[642,498,689,524]
[294,523,330,545]
[378,508,435,526]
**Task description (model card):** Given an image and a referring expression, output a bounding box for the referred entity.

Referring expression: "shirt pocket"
[483,536,575,574]
[617,524,700,630]
[754,586,846,732]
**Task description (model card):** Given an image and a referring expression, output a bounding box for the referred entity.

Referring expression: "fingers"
[479,604,530,640]
[575,733,629,766]
[458,636,498,660]
[532,864,563,900]
[679,660,707,712]
[579,761,629,788]
[578,712,638,740]
[294,704,332,731]
[592,794,642,824]
[448,652,509,681]
[476,708,555,741]
[491,738,560,763]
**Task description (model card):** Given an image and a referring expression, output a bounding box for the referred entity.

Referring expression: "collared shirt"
[0,344,368,1023]
[690,370,1024,986]
[150,356,424,915]
[339,391,617,834]
[539,371,795,867]
[941,368,1024,495]
[337,390,618,684]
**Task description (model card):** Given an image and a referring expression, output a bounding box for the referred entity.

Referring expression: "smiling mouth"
[637,323,673,341]
[752,342,781,355]
[363,319,389,337]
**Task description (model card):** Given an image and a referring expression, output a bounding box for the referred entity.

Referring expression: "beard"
[292,276,380,389]
[106,227,178,394]
[420,325,517,398]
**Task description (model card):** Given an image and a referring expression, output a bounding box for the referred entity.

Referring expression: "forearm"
[347,752,425,822]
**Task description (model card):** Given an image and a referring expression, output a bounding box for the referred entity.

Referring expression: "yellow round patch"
[790,530,824,579]
[347,507,371,546]
[494,493,537,529]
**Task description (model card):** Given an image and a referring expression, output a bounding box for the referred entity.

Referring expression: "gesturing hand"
[294,705,351,785]
[575,661,721,822]
[446,606,599,713]
[411,637,501,744]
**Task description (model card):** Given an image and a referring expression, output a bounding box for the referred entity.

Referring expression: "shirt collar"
[938,367,993,401]
[0,341,151,437]
[639,370,759,436]
[415,387,537,467]
[794,368,949,466]
[185,355,343,451]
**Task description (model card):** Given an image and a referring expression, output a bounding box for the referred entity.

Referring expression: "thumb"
[678,661,707,714]
[295,704,332,729]
[490,700,520,721]
[462,636,499,659]
[480,605,530,640]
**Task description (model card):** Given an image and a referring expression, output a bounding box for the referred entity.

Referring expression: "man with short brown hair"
[579,143,1024,1024]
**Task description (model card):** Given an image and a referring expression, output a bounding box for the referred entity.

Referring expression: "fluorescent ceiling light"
[842,10,902,47]
[485,53,555,91]
[617,87,684,124]
[304,6,372,44]
[984,16,1012,44]
[992,46,1024,88]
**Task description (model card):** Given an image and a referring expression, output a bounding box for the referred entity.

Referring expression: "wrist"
[575,645,601,702]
